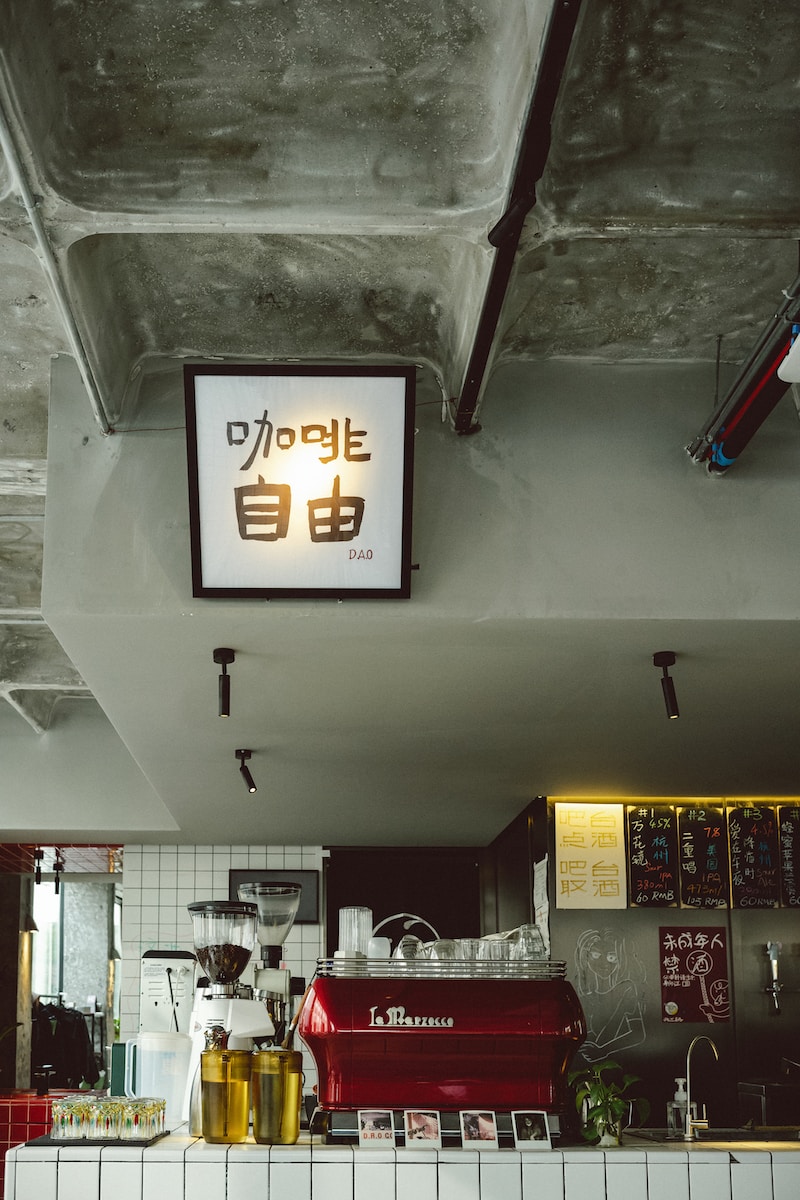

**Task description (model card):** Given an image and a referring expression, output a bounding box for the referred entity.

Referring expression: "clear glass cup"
[478,938,511,975]
[427,938,458,976]
[457,938,482,960]
[511,923,546,960]
[337,906,373,955]
[119,1097,166,1141]
[392,933,422,960]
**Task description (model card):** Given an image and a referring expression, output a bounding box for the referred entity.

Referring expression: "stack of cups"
[336,906,373,957]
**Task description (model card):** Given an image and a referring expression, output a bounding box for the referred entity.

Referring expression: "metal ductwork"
[453,0,583,435]
[687,274,800,475]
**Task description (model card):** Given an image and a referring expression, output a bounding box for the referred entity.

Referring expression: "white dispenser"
[667,1077,696,1135]
[139,950,197,1033]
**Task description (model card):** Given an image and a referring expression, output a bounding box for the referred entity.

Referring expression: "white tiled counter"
[5,1134,800,1200]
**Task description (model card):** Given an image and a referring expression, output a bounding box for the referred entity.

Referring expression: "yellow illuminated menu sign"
[554,803,627,909]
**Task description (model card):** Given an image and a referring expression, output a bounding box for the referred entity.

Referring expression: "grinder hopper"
[237,882,302,968]
[237,883,302,1044]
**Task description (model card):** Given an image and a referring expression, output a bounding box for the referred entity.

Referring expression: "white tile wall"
[55,1152,100,1200]
[563,1149,606,1200]
[120,844,325,1094]
[10,1157,56,1200]
[688,1155,732,1200]
[185,1141,228,1200]
[773,1151,800,1200]
[310,1146,354,1200]
[98,1152,143,1200]
[396,1151,439,1200]
[521,1153,565,1200]
[646,1150,690,1200]
[438,1147,480,1200]
[603,1155,648,1200]
[479,1154,523,1200]
[227,1143,271,1200]
[7,1142,800,1200]
[729,1151,774,1200]
[270,1144,312,1200]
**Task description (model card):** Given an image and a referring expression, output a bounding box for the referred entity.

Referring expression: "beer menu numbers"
[561,800,800,909]
[728,805,780,908]
[678,806,729,908]
[627,806,679,906]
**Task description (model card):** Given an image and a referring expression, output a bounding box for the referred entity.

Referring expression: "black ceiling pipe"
[454,0,583,435]
[686,273,800,474]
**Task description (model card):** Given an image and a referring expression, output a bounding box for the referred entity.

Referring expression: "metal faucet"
[766,942,782,1014]
[684,1034,719,1139]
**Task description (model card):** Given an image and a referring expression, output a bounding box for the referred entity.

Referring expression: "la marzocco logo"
[368,1004,454,1028]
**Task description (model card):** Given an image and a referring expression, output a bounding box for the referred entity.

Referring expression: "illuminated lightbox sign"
[185,365,415,598]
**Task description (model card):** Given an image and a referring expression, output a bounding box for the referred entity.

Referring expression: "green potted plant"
[567,1058,649,1146]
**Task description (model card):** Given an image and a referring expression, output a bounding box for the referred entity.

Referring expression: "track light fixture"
[653,651,680,720]
[235,748,257,793]
[213,647,235,717]
[53,849,65,895]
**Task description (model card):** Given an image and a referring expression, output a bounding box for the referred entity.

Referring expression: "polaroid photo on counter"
[403,1110,442,1147]
[358,1110,396,1147]
[512,1110,551,1149]
[459,1110,499,1148]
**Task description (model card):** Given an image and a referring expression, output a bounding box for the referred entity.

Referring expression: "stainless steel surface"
[316,957,567,979]
[685,1035,720,1140]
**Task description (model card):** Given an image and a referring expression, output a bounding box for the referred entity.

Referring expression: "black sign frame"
[185,363,416,599]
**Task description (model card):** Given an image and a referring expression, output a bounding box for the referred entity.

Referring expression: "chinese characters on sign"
[554,804,627,909]
[659,926,730,1023]
[627,805,678,906]
[779,805,800,907]
[185,365,415,597]
[560,800,800,910]
[678,805,729,908]
[727,804,779,908]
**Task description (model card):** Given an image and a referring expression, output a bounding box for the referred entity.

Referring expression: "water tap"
[684,1034,719,1139]
[766,942,782,1014]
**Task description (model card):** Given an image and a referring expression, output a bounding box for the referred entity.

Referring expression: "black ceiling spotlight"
[213,647,235,717]
[653,651,680,720]
[235,748,257,794]
[53,849,65,894]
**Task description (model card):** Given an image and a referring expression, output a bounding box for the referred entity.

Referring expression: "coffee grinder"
[182,900,275,1126]
[237,883,302,1044]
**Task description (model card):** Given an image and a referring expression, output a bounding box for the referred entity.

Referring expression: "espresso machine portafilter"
[237,883,302,1044]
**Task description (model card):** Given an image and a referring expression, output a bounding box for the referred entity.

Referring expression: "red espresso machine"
[298,955,586,1142]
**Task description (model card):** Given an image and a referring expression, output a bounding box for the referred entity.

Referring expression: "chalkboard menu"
[727,804,779,908]
[627,805,679,906]
[779,805,800,907]
[678,806,729,908]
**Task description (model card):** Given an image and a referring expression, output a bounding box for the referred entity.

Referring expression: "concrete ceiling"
[2,0,800,848]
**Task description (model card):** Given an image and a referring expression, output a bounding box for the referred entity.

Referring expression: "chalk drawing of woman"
[574,928,646,1062]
